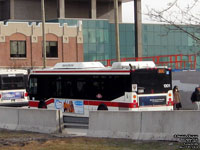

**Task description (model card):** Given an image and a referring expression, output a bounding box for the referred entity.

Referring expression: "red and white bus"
[0,69,28,107]
[27,61,173,116]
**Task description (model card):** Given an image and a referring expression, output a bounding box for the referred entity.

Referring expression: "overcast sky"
[122,0,200,23]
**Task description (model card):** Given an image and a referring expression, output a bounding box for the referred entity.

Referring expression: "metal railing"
[96,54,197,70]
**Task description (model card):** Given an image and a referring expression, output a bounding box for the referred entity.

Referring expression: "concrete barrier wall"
[88,111,200,141]
[0,107,62,133]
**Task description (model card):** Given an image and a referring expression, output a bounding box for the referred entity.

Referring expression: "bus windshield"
[0,75,27,90]
[132,68,171,94]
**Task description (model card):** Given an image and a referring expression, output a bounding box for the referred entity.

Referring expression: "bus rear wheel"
[97,104,108,110]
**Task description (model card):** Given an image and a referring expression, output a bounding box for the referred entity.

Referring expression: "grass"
[0,130,198,150]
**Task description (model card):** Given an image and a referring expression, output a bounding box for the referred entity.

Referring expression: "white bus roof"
[53,62,105,69]
[111,61,156,69]
[0,69,27,75]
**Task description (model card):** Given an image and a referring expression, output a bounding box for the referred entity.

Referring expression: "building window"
[10,41,26,58]
[46,41,58,58]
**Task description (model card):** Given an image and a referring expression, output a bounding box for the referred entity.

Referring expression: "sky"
[122,0,200,24]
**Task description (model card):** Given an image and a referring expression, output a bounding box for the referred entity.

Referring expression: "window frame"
[46,41,58,58]
[10,40,26,58]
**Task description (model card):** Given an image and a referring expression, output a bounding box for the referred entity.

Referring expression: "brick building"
[0,22,83,68]
[0,0,131,68]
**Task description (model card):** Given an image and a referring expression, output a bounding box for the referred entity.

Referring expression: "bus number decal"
[163,84,170,88]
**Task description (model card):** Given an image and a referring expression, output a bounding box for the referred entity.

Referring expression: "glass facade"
[49,19,200,67]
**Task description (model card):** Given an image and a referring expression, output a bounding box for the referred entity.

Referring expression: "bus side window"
[77,81,87,98]
[64,81,73,98]
[0,76,1,90]
[29,77,37,94]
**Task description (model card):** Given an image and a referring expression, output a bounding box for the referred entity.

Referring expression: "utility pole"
[134,0,142,58]
[41,0,46,68]
[114,0,120,62]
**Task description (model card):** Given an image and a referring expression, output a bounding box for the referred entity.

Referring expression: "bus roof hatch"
[53,62,105,69]
[111,61,156,69]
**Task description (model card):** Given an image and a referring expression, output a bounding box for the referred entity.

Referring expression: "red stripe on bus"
[46,98,54,105]
[84,100,135,108]
[29,99,136,108]
[29,101,39,107]
[29,99,54,107]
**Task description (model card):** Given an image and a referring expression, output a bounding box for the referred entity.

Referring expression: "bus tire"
[97,104,108,110]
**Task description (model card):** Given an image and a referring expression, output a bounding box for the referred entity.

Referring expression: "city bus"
[0,69,28,107]
[27,61,173,116]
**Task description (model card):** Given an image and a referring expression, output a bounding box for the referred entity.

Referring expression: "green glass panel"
[143,45,148,53]
[180,35,187,51]
[110,24,115,31]
[120,45,126,53]
[119,24,126,32]
[105,44,110,53]
[104,29,109,44]
[154,32,161,45]
[120,31,126,46]
[142,32,148,45]
[125,24,134,32]
[161,35,168,46]
[147,32,154,45]
[126,32,134,46]
[160,25,169,33]
[105,54,110,60]
[96,54,105,60]
[83,30,88,43]
[88,20,96,29]
[97,44,104,54]
[196,56,200,68]
[82,21,88,29]
[96,20,104,29]
[147,46,154,56]
[174,32,181,46]
[168,32,175,46]
[96,29,104,44]
[67,20,77,26]
[84,55,89,61]
[188,36,193,46]
[147,24,154,32]
[88,44,96,53]
[111,32,116,45]
[143,24,148,32]
[88,54,97,61]
[182,56,188,61]
[104,21,109,29]
[127,46,134,56]
[88,29,96,43]
[83,44,88,54]
[143,51,148,57]
[121,54,127,58]
[154,25,160,32]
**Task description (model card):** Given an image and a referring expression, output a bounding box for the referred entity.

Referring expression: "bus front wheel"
[97,104,108,110]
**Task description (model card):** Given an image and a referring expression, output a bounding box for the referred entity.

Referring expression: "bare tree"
[145,0,200,55]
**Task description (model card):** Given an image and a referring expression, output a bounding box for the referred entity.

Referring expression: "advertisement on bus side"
[1,91,24,100]
[139,96,166,106]
[54,99,84,114]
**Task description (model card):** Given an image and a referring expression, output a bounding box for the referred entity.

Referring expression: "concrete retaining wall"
[88,111,200,141]
[0,107,62,133]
